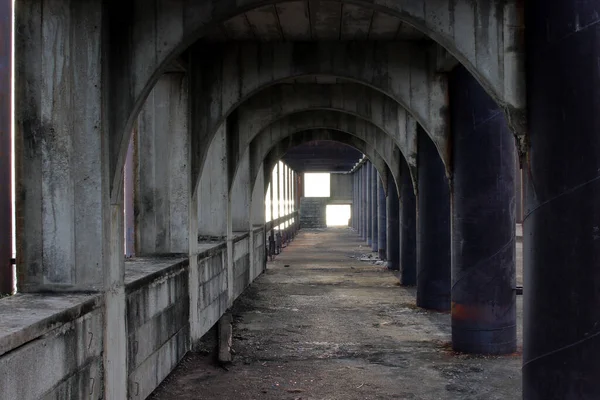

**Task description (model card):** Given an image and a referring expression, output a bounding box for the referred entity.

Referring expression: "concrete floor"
[151,228,523,400]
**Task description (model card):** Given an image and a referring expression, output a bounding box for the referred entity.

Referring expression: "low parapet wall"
[0,228,266,400]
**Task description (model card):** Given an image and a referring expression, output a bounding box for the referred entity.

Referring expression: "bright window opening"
[304,173,330,197]
[326,204,351,227]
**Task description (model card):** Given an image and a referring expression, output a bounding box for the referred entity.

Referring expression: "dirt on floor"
[151,228,523,400]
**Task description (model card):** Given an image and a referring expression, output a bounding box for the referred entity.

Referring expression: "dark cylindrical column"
[524,2,600,397]
[366,163,373,245]
[377,175,387,260]
[371,163,378,252]
[399,164,416,286]
[416,129,451,311]
[449,65,516,355]
[0,0,12,295]
[386,178,399,271]
[362,165,368,241]
[353,172,357,230]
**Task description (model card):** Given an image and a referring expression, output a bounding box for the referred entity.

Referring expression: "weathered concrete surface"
[110,0,524,191]
[190,41,446,188]
[135,73,189,254]
[150,228,522,399]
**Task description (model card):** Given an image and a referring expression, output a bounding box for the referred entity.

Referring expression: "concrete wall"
[299,198,328,228]
[0,228,266,400]
[232,235,251,299]
[330,174,353,201]
[126,259,190,400]
[0,299,104,399]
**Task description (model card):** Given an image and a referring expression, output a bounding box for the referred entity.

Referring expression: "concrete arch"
[109,1,524,194]
[187,41,444,196]
[234,82,419,170]
[259,130,392,201]
[246,111,405,197]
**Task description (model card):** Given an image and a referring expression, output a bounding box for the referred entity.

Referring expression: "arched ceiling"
[281,140,363,172]
[202,2,430,42]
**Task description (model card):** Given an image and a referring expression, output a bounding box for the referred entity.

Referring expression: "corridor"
[151,228,522,400]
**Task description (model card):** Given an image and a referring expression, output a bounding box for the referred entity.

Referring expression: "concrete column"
[366,163,373,245]
[15,4,125,397]
[136,74,189,254]
[0,0,11,295]
[371,163,378,252]
[377,175,387,260]
[356,170,361,234]
[399,163,417,286]
[251,164,265,227]
[15,2,108,292]
[449,65,516,355]
[524,2,600,397]
[416,129,451,311]
[231,149,251,232]
[386,178,400,271]
[124,134,135,258]
[362,165,368,241]
[198,125,228,237]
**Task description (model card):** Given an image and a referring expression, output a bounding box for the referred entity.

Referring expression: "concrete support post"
[0,0,12,295]
[523,2,600,396]
[124,134,135,258]
[449,65,516,355]
[399,163,417,285]
[356,170,361,234]
[362,165,368,241]
[15,1,108,292]
[16,3,125,397]
[199,125,231,301]
[135,74,189,254]
[377,175,387,260]
[386,178,400,271]
[366,163,372,245]
[231,150,251,232]
[416,129,451,311]
[371,163,378,252]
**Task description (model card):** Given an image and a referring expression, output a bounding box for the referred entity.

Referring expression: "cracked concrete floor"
[151,228,522,400]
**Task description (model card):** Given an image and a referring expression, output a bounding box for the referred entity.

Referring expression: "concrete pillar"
[356,170,362,234]
[0,0,11,295]
[366,163,373,245]
[399,163,417,286]
[15,3,125,397]
[386,178,400,271]
[136,74,189,254]
[371,163,378,252]
[124,135,135,258]
[524,2,600,397]
[416,129,451,311]
[198,124,228,237]
[449,65,516,355]
[15,2,108,292]
[377,175,387,260]
[231,150,251,232]
[361,166,369,242]
[251,164,265,227]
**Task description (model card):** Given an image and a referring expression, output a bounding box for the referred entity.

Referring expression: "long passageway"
[152,228,522,399]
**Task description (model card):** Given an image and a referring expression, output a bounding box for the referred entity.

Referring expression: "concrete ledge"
[125,256,189,294]
[0,293,102,357]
